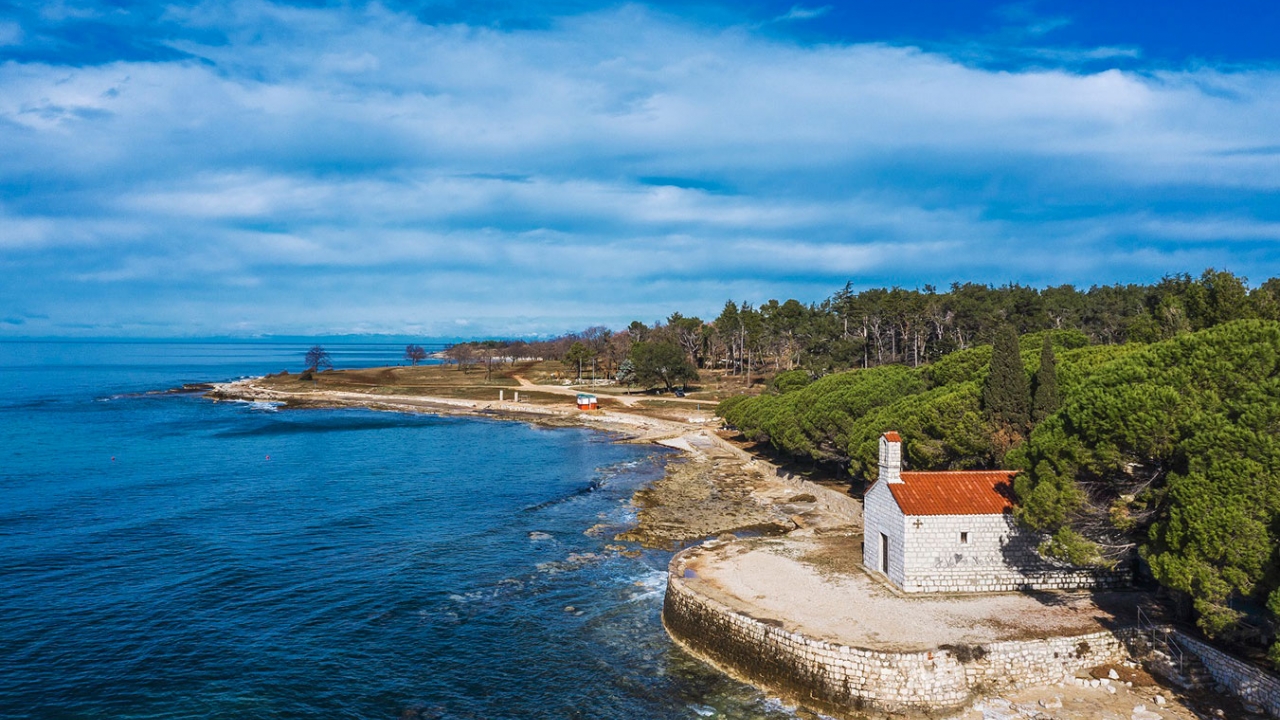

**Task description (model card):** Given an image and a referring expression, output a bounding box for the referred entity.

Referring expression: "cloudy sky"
[2,0,1278,337]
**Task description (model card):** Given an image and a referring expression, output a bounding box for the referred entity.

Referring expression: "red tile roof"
[882,431,901,442]
[888,471,1019,516]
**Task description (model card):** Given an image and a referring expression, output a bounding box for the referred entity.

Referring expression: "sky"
[1,0,1278,338]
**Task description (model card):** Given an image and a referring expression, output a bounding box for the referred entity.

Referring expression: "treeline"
[721,320,1280,664]
[718,329,1095,475]
[443,325,699,391]
[449,269,1280,384]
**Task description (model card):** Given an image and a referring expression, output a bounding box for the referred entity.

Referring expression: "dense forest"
[449,269,1280,382]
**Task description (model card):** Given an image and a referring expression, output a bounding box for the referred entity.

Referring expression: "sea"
[0,341,803,720]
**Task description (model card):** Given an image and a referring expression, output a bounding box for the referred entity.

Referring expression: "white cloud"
[1,1,1278,335]
[774,6,831,22]
[0,21,21,46]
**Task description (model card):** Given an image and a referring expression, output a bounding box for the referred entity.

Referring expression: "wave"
[246,400,283,412]
[521,477,608,512]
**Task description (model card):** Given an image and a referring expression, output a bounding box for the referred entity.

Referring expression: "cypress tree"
[982,325,1030,431]
[1032,335,1060,422]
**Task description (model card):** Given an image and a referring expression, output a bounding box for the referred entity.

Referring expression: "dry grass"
[287,362,767,394]
[798,532,865,578]
[254,361,776,416]
[260,362,565,403]
[263,364,521,388]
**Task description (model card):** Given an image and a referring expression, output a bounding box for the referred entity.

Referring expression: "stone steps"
[1149,644,1213,690]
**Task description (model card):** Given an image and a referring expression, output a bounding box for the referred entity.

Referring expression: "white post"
[514,391,519,402]
[500,390,504,401]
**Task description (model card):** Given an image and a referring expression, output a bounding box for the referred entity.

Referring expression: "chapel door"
[880,532,889,574]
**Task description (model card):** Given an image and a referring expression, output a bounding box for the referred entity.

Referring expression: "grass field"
[255,359,767,411]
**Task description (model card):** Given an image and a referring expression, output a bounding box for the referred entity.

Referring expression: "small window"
[960,532,969,544]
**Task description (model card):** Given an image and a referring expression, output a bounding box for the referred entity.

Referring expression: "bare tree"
[404,344,428,366]
[446,344,476,373]
[304,345,332,372]
[602,329,633,378]
[477,342,503,382]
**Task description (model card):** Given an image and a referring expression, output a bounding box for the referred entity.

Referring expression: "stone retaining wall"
[663,550,1138,717]
[1173,632,1280,717]
[902,563,1132,594]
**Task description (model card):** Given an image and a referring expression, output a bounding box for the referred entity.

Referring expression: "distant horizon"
[0,335,468,344]
[4,267,1279,340]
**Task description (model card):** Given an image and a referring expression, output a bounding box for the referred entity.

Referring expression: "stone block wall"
[898,513,1130,593]
[1173,632,1280,717]
[664,550,1138,718]
[862,481,905,587]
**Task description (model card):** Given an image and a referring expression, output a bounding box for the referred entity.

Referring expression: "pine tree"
[982,325,1030,431]
[1032,335,1060,422]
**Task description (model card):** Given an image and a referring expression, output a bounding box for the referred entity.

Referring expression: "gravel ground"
[683,534,1144,651]
[950,682,1200,720]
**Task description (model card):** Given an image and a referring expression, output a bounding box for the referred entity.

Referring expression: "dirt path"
[511,375,710,407]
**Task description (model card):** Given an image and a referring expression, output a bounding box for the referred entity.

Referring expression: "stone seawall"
[663,550,1139,718]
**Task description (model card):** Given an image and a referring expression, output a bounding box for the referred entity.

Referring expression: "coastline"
[200,375,1220,720]
[204,376,861,549]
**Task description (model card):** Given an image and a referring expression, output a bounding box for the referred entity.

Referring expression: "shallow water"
[0,341,801,719]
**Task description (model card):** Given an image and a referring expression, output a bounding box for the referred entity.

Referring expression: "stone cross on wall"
[913,519,923,529]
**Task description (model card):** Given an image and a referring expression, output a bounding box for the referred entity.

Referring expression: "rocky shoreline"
[200,376,1221,720]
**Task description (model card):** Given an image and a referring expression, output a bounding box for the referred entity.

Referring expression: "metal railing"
[1138,606,1184,675]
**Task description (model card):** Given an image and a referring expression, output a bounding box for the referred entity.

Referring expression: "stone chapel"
[862,432,1127,594]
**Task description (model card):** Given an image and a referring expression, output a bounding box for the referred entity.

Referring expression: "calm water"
[0,342,798,719]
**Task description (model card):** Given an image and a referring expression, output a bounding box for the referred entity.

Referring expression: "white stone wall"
[861,481,905,587]
[897,513,1127,593]
[902,512,1013,580]
[1174,632,1280,717]
[664,550,1138,717]
[862,483,1129,593]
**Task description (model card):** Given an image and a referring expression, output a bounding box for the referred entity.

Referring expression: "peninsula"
[204,361,1239,720]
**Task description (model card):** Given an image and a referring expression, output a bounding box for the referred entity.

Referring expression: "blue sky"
[1,1,1278,337]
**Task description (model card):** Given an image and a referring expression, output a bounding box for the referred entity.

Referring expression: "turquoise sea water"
[0,341,799,719]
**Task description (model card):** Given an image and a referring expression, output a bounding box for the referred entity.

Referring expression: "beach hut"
[576,393,598,410]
